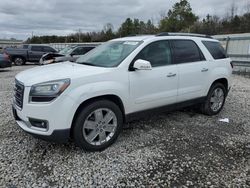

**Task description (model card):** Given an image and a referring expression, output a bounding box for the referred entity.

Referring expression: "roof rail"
[156,32,213,39]
[125,34,152,37]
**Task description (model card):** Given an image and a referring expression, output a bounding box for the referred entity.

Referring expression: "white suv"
[12,33,232,151]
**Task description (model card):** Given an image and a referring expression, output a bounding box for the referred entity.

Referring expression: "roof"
[113,33,217,42]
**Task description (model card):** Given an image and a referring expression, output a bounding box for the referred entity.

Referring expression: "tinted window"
[43,46,56,52]
[72,48,81,55]
[135,40,172,67]
[202,41,227,59]
[22,45,29,49]
[172,40,204,64]
[84,47,95,53]
[72,47,93,55]
[31,46,43,52]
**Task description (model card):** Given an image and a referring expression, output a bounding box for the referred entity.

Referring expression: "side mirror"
[133,59,152,70]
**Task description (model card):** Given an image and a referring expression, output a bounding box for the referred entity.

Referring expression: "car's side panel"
[28,46,45,62]
[128,65,178,112]
[204,59,232,95]
[177,61,210,102]
[65,69,131,115]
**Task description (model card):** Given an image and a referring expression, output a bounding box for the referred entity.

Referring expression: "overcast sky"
[0,0,248,40]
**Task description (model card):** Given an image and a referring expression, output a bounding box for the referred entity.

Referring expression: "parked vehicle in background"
[4,44,57,65]
[39,45,97,65]
[0,53,12,68]
[13,33,232,151]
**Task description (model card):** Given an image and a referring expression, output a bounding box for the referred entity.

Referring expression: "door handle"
[201,68,209,72]
[167,73,177,77]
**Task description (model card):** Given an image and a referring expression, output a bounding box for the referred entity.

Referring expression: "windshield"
[59,46,76,55]
[76,41,142,67]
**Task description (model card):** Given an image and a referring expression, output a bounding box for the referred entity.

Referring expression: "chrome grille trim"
[14,79,24,109]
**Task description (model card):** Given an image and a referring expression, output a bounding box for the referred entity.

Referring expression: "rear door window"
[202,41,227,59]
[31,46,43,52]
[171,40,205,64]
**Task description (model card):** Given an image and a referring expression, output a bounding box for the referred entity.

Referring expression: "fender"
[65,81,130,126]
[205,66,231,95]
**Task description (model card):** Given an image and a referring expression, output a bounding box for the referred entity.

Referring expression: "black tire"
[73,100,123,151]
[14,57,26,66]
[201,82,227,116]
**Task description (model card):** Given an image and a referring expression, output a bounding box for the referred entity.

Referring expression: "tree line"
[26,0,250,44]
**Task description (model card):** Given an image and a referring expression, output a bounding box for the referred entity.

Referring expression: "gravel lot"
[0,65,250,187]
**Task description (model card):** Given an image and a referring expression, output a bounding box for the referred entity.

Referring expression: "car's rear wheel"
[14,57,25,66]
[73,100,123,151]
[201,82,227,115]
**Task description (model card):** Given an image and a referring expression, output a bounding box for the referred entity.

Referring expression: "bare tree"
[103,23,114,33]
[244,0,250,13]
[159,10,167,19]
[230,2,238,19]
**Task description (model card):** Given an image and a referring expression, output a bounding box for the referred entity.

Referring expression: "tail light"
[230,61,234,69]
[3,52,10,60]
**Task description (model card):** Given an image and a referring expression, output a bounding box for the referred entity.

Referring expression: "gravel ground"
[0,65,250,187]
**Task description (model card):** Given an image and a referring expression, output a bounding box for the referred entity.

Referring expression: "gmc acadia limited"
[12,33,232,151]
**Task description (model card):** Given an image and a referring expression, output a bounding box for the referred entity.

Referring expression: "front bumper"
[12,105,70,143]
[12,84,77,143]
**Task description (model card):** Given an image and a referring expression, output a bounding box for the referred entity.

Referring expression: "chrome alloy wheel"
[210,88,225,112]
[82,108,117,146]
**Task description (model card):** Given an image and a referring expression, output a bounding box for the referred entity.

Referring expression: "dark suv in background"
[4,44,57,65]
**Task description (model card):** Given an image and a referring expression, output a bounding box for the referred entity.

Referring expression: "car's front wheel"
[201,82,227,115]
[73,100,123,151]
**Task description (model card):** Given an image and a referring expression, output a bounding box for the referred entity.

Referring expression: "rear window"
[171,40,205,64]
[202,41,227,59]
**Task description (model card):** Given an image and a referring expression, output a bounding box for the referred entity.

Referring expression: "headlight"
[29,79,70,102]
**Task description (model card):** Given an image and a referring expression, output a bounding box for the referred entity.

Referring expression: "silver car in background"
[39,45,97,65]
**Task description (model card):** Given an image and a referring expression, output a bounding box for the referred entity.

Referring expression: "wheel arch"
[70,94,125,138]
[12,55,26,62]
[209,78,228,95]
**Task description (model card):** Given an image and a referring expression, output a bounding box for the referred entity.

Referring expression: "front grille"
[14,79,24,109]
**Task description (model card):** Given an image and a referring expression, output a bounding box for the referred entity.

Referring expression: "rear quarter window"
[202,41,227,60]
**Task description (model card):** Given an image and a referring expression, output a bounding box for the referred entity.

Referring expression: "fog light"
[29,118,48,129]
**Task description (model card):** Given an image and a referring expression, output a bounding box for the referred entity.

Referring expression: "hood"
[16,61,109,86]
